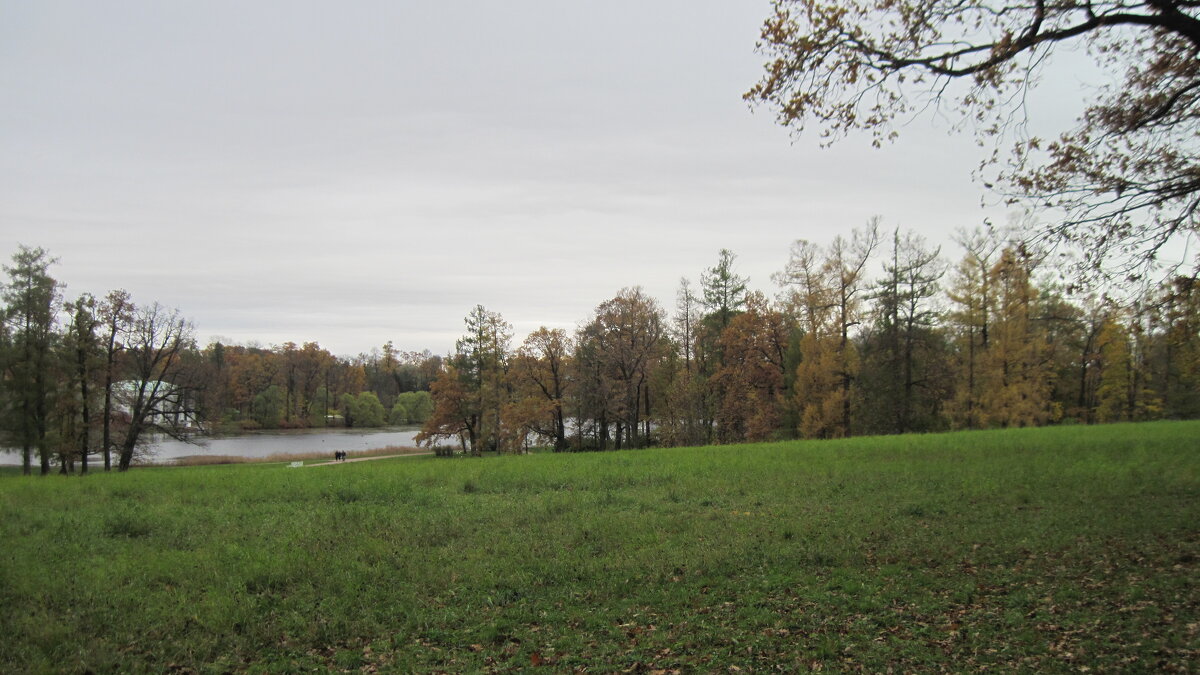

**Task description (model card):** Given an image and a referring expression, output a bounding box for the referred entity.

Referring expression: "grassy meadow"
[1,421,1197,672]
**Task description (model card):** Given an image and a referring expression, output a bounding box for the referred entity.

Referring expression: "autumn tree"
[660,277,711,446]
[1064,297,1112,422]
[675,278,701,373]
[497,396,545,454]
[235,340,340,428]
[115,303,199,471]
[1090,300,1164,422]
[947,234,1066,429]
[194,341,229,428]
[822,225,879,436]
[364,347,440,398]
[295,342,334,425]
[277,342,303,424]
[416,365,475,452]
[978,246,1061,427]
[328,359,366,424]
[1153,277,1200,417]
[748,1,1200,282]
[1095,315,1136,422]
[1,246,61,475]
[222,347,265,422]
[777,222,879,438]
[573,289,667,450]
[419,306,512,454]
[361,341,402,409]
[572,319,618,450]
[776,239,831,438]
[712,292,791,442]
[1128,300,1164,419]
[402,350,443,393]
[590,288,666,448]
[509,327,573,451]
[945,229,1004,429]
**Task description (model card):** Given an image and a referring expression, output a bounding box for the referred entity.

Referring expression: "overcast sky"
[2,0,1052,356]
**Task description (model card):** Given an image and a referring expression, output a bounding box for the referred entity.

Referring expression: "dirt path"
[304,452,433,467]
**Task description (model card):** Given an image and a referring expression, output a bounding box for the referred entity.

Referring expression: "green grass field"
[2,422,1197,673]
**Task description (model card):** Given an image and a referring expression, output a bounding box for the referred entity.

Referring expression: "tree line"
[194,339,436,432]
[5,228,1198,472]
[0,246,435,474]
[417,221,1200,454]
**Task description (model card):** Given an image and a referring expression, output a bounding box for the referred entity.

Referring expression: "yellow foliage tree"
[976,247,1059,428]
[777,222,878,438]
[713,292,790,442]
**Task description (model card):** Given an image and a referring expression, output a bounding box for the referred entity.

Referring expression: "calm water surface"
[0,427,424,465]
[149,427,423,462]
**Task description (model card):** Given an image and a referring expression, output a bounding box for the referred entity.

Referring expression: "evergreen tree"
[421,305,512,454]
[1,246,61,475]
[701,249,748,330]
[859,229,949,434]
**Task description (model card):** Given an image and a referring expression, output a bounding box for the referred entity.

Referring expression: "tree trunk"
[553,408,566,452]
[966,326,977,429]
[21,380,32,474]
[102,357,115,471]
[117,419,142,471]
[643,385,652,446]
[79,351,91,475]
[901,318,915,433]
[36,366,50,475]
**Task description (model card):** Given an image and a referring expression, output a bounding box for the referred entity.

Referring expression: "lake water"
[0,427,423,465]
[151,427,423,462]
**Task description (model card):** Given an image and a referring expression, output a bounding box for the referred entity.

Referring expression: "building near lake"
[111,380,202,432]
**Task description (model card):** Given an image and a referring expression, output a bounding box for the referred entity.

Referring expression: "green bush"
[389,400,410,425]
[348,391,386,427]
[250,385,285,428]
[397,391,433,424]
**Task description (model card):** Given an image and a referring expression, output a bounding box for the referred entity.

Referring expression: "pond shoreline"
[1,426,425,465]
